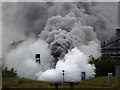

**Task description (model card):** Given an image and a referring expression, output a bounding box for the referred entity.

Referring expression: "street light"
[62,70,65,88]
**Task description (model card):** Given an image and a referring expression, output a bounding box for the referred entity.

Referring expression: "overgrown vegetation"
[2,67,18,78]
[89,56,117,76]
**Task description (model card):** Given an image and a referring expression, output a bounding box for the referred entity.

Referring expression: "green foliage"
[2,67,18,78]
[89,56,117,76]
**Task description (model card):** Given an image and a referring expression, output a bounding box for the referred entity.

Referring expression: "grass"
[2,76,120,88]
[85,76,119,84]
[2,77,52,88]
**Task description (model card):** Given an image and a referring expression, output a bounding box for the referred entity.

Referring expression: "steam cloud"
[37,47,95,82]
[3,2,117,82]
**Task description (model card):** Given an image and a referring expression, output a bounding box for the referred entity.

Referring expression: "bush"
[2,67,18,78]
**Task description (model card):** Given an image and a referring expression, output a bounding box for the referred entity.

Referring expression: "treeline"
[2,67,18,78]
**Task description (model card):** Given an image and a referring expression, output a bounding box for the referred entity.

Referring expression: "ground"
[2,76,120,89]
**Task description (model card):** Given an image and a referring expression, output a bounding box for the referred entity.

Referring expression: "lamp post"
[62,70,65,88]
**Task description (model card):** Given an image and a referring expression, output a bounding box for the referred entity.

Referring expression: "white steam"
[79,41,101,58]
[4,38,53,79]
[37,47,95,82]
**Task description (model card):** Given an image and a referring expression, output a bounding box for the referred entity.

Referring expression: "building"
[101,28,120,77]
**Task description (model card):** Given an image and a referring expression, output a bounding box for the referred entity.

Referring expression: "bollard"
[81,72,86,80]
[108,73,112,84]
[54,83,58,90]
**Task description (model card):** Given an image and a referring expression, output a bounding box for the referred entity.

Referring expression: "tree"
[89,56,117,76]
[2,67,18,78]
